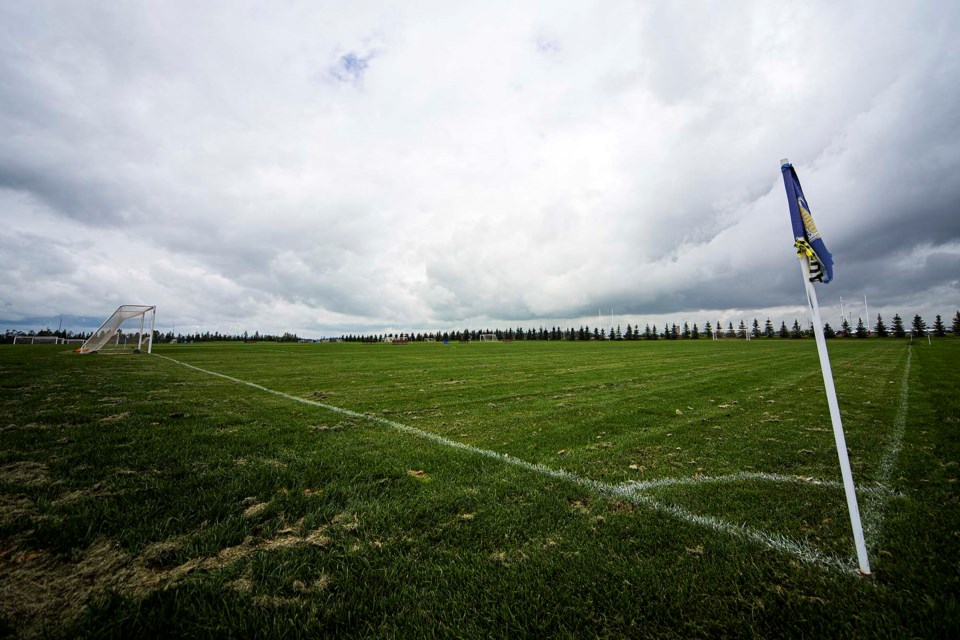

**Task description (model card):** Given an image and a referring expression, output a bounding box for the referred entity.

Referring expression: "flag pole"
[798,256,871,575]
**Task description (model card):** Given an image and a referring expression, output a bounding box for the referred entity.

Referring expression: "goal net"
[479,333,498,342]
[78,305,156,354]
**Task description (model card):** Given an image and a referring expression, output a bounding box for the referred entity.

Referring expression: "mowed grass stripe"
[159,341,908,485]
[157,352,858,574]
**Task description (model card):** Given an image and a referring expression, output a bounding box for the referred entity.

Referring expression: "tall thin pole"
[864,295,870,334]
[839,296,844,330]
[148,307,156,354]
[800,258,871,574]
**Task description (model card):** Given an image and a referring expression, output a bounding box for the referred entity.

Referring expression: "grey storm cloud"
[1,1,958,337]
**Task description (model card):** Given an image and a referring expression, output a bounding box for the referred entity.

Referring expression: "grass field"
[1,339,958,637]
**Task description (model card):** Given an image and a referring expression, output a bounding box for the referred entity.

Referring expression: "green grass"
[0,339,957,638]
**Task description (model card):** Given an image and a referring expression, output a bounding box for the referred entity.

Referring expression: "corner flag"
[779,158,870,575]
[781,161,833,283]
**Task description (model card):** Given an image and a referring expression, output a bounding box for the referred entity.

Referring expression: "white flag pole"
[799,256,871,575]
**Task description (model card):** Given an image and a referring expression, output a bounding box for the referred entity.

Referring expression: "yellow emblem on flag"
[798,198,821,241]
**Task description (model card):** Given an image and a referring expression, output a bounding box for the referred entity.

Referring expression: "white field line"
[862,346,912,546]
[156,354,858,575]
[622,471,896,497]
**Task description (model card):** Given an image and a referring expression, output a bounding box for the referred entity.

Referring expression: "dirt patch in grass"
[0,524,336,636]
[243,502,270,519]
[0,461,49,487]
[0,540,133,637]
[0,495,37,527]
[99,412,131,423]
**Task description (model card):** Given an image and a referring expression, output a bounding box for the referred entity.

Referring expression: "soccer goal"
[12,335,62,344]
[479,333,498,342]
[78,305,156,354]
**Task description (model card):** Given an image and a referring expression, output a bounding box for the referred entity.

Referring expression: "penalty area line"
[155,354,858,576]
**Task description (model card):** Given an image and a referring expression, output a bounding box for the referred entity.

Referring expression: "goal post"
[78,305,156,354]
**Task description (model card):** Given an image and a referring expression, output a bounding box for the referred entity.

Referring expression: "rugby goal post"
[78,305,156,354]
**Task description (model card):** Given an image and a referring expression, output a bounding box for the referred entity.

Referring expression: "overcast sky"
[2,1,958,337]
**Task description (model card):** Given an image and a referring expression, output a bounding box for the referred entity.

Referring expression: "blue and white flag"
[781,161,833,283]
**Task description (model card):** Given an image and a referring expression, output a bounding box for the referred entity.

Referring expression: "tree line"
[339,311,960,343]
[4,311,958,345]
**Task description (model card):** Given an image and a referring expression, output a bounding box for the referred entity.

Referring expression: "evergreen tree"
[691,323,700,339]
[737,320,747,339]
[624,324,633,340]
[952,310,960,336]
[790,319,803,338]
[932,315,946,337]
[682,322,691,339]
[726,322,735,338]
[704,321,713,339]
[891,314,906,338]
[855,317,867,338]
[751,319,761,339]
[643,324,652,340]
[650,324,659,340]
[672,324,680,340]
[874,314,888,337]
[841,318,851,337]
[911,315,926,337]
[764,318,774,338]
[778,321,789,338]
[823,323,836,338]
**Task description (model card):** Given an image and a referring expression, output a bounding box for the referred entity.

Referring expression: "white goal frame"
[12,335,61,344]
[479,333,498,342]
[78,305,156,354]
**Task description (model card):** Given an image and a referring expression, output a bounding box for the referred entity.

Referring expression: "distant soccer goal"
[12,336,61,344]
[479,333,498,342]
[78,305,156,354]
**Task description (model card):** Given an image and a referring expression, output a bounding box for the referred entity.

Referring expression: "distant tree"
[643,324,652,340]
[735,320,745,339]
[672,324,680,340]
[691,323,700,339]
[682,322,691,339]
[838,318,851,337]
[891,314,906,338]
[874,314,888,337]
[932,315,946,337]
[823,323,836,338]
[778,321,789,338]
[751,319,761,339]
[726,322,736,338]
[704,321,713,339]
[764,318,774,338]
[855,317,867,338]
[650,324,659,340]
[911,315,927,337]
[953,310,960,336]
[790,319,803,338]
[624,324,633,340]
[597,328,604,340]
